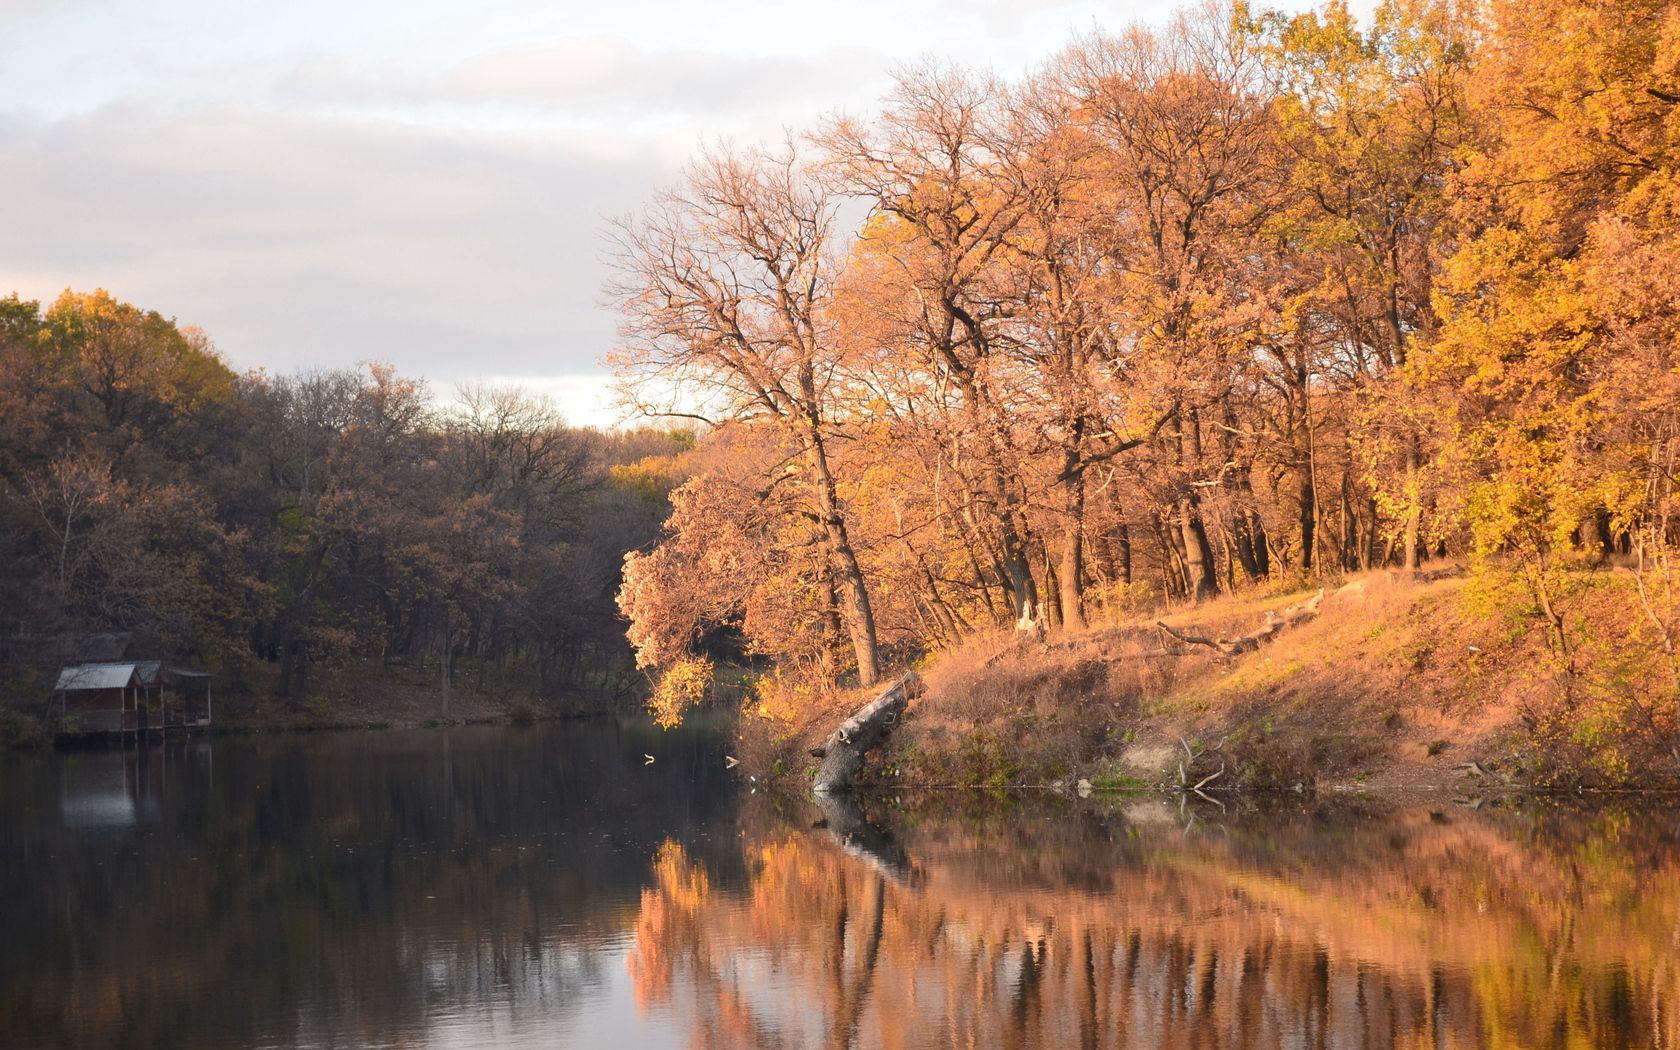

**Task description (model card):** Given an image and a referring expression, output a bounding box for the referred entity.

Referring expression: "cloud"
[0,0,67,26]
[446,38,891,117]
[471,373,624,430]
[0,26,908,427]
[0,104,663,386]
[3,0,1204,426]
[273,37,893,130]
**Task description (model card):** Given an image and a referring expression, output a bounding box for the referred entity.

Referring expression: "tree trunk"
[812,673,923,795]
[996,504,1039,623]
[1157,588,1326,656]
[1179,499,1219,600]
[953,368,1038,623]
[1249,510,1271,577]
[1176,407,1219,600]
[1042,552,1062,631]
[913,552,967,641]
[958,531,1002,622]
[1363,497,1379,571]
[280,639,307,709]
[1388,285,1423,574]
[806,427,881,687]
[1153,512,1188,600]
[1233,510,1265,581]
[1106,487,1133,587]
[1339,473,1357,571]
[821,572,844,641]
[1057,435,1087,631]
[1301,466,1319,571]
[440,609,451,720]
[1402,439,1422,573]
[1058,525,1085,631]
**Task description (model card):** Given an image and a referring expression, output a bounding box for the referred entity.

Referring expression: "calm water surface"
[1,721,1676,1049]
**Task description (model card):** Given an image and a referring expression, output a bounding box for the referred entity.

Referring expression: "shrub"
[0,707,46,749]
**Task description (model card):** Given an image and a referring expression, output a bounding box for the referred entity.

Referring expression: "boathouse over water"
[51,661,213,735]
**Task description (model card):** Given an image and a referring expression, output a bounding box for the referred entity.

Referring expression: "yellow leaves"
[609,454,684,505]
[1467,0,1680,241]
[37,287,238,428]
[648,656,714,730]
[750,666,824,724]
[1417,0,1680,567]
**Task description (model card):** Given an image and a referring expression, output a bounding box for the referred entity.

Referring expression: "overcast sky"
[2,0,1303,427]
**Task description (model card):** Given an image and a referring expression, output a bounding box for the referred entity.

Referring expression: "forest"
[609,0,1680,748]
[0,289,687,727]
[4,0,1678,769]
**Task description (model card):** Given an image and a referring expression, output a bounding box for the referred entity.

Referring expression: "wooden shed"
[51,661,213,736]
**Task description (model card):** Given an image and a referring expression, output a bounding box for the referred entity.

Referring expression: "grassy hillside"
[748,567,1680,799]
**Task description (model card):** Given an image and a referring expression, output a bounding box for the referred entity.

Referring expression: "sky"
[1,0,1291,428]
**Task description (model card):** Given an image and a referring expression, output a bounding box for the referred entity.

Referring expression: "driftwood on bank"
[1156,588,1326,657]
[812,672,923,796]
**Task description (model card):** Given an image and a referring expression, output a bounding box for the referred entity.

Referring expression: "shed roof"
[55,663,140,692]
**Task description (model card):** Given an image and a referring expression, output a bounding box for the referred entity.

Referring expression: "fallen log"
[812,672,923,796]
[1156,588,1325,657]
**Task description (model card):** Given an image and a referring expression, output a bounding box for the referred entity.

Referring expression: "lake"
[0,721,1675,1049]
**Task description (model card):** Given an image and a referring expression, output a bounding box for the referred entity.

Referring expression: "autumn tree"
[819,65,1047,622]
[609,143,883,686]
[1404,0,1680,682]
[1255,0,1478,571]
[1064,7,1280,599]
[987,71,1176,627]
[0,291,257,676]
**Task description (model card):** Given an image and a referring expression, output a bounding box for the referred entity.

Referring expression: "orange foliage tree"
[610,0,1680,755]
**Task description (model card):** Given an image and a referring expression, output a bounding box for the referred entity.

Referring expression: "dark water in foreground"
[1,723,1677,1049]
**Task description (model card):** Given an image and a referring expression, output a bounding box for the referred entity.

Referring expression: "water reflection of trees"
[629,799,1680,1050]
[6,734,1679,1050]
[0,721,741,1050]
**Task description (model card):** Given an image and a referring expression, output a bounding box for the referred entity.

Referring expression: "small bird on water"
[643,753,655,765]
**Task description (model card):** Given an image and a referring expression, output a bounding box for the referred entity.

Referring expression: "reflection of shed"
[51,662,213,736]
[59,753,145,827]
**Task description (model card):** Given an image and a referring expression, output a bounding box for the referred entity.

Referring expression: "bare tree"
[607,143,882,686]
[817,64,1052,623]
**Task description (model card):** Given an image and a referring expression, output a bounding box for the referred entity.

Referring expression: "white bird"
[724,755,740,768]
[643,753,655,765]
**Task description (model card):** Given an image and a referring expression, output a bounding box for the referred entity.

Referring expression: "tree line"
[0,289,687,714]
[611,0,1680,715]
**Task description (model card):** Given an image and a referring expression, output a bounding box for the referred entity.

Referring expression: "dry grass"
[736,564,1680,795]
[896,627,1155,787]
[777,565,1680,797]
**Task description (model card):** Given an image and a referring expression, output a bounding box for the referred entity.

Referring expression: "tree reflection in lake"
[2,725,1677,1049]
[0,720,742,1050]
[630,795,1680,1050]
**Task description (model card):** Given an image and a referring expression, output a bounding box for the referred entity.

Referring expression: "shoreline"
[739,567,1680,800]
[17,710,1680,811]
